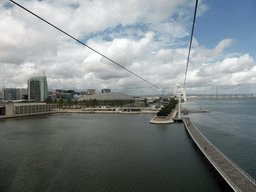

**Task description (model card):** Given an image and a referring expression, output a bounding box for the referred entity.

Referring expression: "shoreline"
[56,109,158,114]
[0,111,56,119]
[0,107,211,120]
[0,109,158,119]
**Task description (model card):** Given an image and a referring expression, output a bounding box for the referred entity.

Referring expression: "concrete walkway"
[183,117,256,192]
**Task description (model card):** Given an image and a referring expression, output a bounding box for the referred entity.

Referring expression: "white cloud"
[192,54,256,90]
[0,0,255,95]
[102,31,154,67]
[217,54,254,73]
[197,54,255,77]
[192,38,234,64]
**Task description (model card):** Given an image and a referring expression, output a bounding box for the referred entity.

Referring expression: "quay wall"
[56,109,157,114]
[0,108,158,119]
[0,111,56,119]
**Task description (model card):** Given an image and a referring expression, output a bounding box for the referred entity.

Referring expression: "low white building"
[0,102,58,117]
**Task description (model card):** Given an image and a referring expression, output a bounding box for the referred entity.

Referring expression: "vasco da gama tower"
[28,71,48,102]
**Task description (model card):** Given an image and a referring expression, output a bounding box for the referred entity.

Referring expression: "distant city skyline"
[0,0,255,95]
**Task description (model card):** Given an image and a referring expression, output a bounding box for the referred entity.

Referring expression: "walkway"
[183,117,256,192]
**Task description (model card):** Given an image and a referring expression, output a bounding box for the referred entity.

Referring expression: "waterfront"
[185,98,256,181]
[1,98,255,191]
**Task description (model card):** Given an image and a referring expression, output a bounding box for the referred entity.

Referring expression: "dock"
[183,117,256,192]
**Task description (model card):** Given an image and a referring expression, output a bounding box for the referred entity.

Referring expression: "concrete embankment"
[149,110,177,124]
[56,109,157,114]
[0,111,56,119]
[0,109,158,119]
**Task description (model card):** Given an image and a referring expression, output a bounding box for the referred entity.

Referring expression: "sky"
[0,0,256,95]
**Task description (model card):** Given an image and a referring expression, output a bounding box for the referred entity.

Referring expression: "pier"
[183,117,256,192]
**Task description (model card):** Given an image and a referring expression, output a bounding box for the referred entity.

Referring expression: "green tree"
[74,100,77,109]
[67,98,72,108]
[92,99,98,107]
[157,99,178,117]
[86,100,89,108]
[59,99,64,109]
[120,100,124,107]
[144,98,149,107]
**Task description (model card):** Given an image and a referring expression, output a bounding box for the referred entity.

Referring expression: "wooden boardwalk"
[183,117,256,192]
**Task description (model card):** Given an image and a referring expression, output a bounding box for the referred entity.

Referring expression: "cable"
[183,0,198,88]
[9,0,161,90]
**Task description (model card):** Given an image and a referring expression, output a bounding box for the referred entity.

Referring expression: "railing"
[192,120,256,187]
[183,118,256,191]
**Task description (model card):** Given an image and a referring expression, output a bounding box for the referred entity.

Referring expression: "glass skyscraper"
[28,71,48,101]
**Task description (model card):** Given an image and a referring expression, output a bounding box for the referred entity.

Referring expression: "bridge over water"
[183,117,256,192]
[188,94,254,99]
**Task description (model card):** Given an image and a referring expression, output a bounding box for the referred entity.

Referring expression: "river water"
[0,98,255,191]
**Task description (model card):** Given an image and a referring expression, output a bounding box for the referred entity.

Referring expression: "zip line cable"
[9,0,161,90]
[183,0,198,88]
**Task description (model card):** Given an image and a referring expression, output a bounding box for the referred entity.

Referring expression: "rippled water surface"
[0,104,244,191]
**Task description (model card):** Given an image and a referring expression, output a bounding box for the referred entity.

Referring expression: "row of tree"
[46,99,135,108]
[157,98,178,116]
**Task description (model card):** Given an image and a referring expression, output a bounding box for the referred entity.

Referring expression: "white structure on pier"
[175,83,186,119]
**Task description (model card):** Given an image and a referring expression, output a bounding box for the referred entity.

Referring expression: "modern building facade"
[3,88,19,100]
[2,88,27,100]
[50,89,74,100]
[0,102,58,116]
[28,71,48,101]
[102,89,111,93]
[87,89,96,95]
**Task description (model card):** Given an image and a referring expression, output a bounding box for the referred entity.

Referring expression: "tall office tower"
[28,71,48,101]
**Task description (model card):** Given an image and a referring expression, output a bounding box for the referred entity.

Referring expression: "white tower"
[176,83,186,119]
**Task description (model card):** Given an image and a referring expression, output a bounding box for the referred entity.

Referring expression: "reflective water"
[0,104,246,191]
